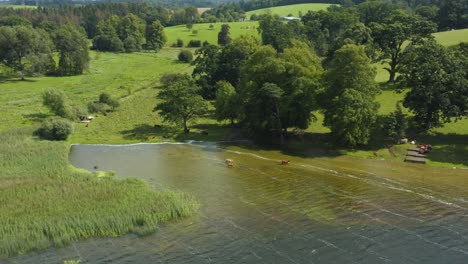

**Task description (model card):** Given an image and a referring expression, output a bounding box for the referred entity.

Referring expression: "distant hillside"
[6,0,234,8]
[245,3,334,18]
[433,28,468,47]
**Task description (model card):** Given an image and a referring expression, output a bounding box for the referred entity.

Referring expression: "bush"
[192,30,198,35]
[178,50,193,63]
[42,89,74,120]
[88,102,107,115]
[187,40,201,47]
[176,38,184,48]
[37,118,74,140]
[98,92,120,110]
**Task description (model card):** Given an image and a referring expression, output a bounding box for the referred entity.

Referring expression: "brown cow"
[225,159,234,167]
[281,160,289,165]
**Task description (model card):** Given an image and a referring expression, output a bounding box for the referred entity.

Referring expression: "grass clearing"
[165,21,260,46]
[0,128,199,257]
[0,4,37,9]
[0,48,192,132]
[433,28,468,47]
[245,3,334,18]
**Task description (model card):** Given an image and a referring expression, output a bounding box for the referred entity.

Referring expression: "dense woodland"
[0,0,467,146]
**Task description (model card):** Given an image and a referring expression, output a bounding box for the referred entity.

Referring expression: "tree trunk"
[183,117,189,133]
[388,70,396,83]
[274,102,284,145]
[19,56,24,81]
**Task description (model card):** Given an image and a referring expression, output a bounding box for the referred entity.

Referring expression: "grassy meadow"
[0,128,199,257]
[0,49,191,132]
[245,3,334,18]
[433,28,468,47]
[165,21,260,46]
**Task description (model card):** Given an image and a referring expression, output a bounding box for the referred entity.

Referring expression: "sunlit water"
[5,142,468,263]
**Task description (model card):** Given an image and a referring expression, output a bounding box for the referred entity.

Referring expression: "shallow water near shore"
[5,142,468,263]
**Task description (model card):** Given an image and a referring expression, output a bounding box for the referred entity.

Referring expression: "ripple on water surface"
[5,143,468,264]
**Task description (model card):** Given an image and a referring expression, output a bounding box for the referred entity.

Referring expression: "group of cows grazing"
[224,159,289,168]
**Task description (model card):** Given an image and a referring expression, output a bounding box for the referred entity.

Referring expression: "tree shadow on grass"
[120,123,179,141]
[1,78,37,83]
[22,113,50,123]
[415,133,468,167]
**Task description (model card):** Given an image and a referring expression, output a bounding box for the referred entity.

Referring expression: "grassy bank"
[245,3,334,18]
[0,128,199,257]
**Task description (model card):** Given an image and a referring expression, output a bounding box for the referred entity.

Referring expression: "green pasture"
[0,49,191,132]
[165,21,260,47]
[433,28,468,47]
[0,4,37,9]
[245,3,334,18]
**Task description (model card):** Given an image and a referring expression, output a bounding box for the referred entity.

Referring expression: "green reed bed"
[0,128,199,257]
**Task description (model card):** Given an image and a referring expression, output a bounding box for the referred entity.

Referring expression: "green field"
[0,4,37,9]
[433,28,468,47]
[165,21,260,46]
[245,3,334,18]
[0,49,191,132]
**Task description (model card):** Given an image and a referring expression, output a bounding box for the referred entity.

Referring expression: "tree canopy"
[155,74,208,133]
[0,26,53,80]
[400,40,468,130]
[323,44,379,146]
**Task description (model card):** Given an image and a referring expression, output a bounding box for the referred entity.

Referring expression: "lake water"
[5,142,468,263]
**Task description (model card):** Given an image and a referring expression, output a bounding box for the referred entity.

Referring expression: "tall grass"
[0,128,199,257]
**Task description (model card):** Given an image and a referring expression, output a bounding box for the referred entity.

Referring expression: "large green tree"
[192,43,221,99]
[217,24,232,46]
[117,13,145,52]
[323,44,379,146]
[145,20,166,52]
[0,26,53,80]
[257,14,296,52]
[155,74,208,133]
[240,43,323,143]
[302,8,358,56]
[53,25,90,76]
[214,81,239,125]
[400,40,468,130]
[370,13,436,82]
[437,0,468,30]
[92,16,124,52]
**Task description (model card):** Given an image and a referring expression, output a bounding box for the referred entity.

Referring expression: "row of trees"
[204,0,467,30]
[92,14,166,52]
[156,19,466,146]
[156,36,382,146]
[257,5,437,83]
[0,24,89,79]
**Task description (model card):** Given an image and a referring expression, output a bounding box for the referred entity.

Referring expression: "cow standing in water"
[225,159,234,168]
